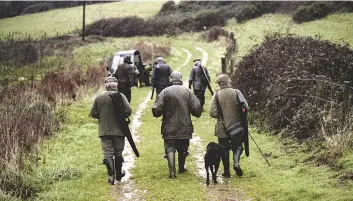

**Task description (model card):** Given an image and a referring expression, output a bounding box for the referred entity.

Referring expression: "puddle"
[113,91,152,201]
[112,48,192,201]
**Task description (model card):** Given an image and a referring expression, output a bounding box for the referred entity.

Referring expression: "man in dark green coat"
[90,76,132,184]
[114,56,135,102]
[152,72,202,178]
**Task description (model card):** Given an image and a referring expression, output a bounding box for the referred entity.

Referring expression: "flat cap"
[215,74,229,83]
[156,57,164,61]
[169,71,182,81]
[104,76,118,83]
[193,59,201,62]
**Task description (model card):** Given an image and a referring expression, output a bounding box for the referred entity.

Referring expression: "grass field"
[0,1,165,40]
[1,5,353,200]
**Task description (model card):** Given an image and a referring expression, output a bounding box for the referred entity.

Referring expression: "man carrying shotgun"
[90,76,132,185]
[189,59,213,111]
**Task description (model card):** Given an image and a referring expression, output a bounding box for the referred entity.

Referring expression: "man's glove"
[188,81,192,89]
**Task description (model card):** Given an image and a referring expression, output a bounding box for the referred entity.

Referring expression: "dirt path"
[191,47,252,201]
[112,47,191,201]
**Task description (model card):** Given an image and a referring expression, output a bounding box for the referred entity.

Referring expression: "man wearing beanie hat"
[152,71,202,179]
[91,76,132,184]
[209,74,248,177]
[151,56,173,96]
[189,59,211,111]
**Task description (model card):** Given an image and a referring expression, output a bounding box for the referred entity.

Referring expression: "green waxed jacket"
[152,83,202,139]
[91,91,132,137]
[209,86,241,138]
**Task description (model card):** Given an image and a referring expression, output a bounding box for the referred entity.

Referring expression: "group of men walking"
[90,56,248,184]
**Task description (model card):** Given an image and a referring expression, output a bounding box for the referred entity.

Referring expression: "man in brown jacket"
[209,74,246,177]
[152,72,202,179]
[90,76,132,184]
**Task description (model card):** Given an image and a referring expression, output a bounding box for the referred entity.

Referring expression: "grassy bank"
[0,1,164,40]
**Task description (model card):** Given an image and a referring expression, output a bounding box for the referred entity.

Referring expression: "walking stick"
[248,132,271,166]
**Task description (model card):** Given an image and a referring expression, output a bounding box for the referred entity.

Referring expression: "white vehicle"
[109,50,152,86]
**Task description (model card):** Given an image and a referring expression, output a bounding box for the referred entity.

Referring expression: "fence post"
[230,58,234,74]
[342,81,350,128]
[315,75,326,105]
[221,56,226,74]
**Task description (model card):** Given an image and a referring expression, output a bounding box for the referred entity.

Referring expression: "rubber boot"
[115,156,126,181]
[166,152,176,179]
[178,152,188,174]
[103,158,115,185]
[221,151,231,178]
[233,148,243,176]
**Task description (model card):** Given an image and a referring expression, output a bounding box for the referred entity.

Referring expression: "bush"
[21,3,53,15]
[158,1,176,15]
[193,10,226,30]
[293,2,333,23]
[235,4,262,23]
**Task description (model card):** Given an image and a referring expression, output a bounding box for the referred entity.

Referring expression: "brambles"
[232,33,353,163]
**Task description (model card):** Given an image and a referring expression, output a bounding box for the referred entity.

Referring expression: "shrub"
[21,3,53,15]
[293,2,333,23]
[158,1,176,15]
[193,10,226,31]
[235,4,262,23]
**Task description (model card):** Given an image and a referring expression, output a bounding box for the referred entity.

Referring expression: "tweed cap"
[215,74,229,83]
[169,71,182,81]
[156,57,164,62]
[104,76,118,83]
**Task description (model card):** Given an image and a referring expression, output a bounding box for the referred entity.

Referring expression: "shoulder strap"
[215,92,223,120]
[215,92,229,136]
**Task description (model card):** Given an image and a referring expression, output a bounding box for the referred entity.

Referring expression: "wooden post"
[82,1,86,41]
[221,56,226,74]
[230,58,234,74]
[315,75,326,105]
[342,81,350,128]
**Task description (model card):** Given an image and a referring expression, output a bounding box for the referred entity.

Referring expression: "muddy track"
[112,47,191,201]
[191,47,252,201]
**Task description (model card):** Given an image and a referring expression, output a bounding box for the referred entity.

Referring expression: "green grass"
[4,10,353,201]
[0,1,165,40]
[226,13,353,60]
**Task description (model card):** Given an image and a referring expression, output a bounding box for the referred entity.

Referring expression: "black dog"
[204,142,222,185]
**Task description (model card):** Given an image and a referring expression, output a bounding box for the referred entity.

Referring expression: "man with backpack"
[209,74,249,177]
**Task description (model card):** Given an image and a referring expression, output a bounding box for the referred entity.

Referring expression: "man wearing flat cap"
[151,57,173,96]
[189,59,211,111]
[152,72,202,179]
[114,56,134,103]
[90,76,132,184]
[209,74,248,178]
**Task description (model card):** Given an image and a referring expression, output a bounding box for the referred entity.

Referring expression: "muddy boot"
[221,151,231,178]
[103,158,115,185]
[115,156,125,181]
[167,152,176,179]
[233,148,243,177]
[178,151,188,174]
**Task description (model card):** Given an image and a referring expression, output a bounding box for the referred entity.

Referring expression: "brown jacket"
[209,86,240,138]
[91,91,132,137]
[152,83,202,139]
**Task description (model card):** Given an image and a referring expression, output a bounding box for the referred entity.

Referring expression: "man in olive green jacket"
[209,74,246,177]
[90,76,132,184]
[152,72,202,179]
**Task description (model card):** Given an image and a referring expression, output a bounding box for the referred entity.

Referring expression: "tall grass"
[0,61,106,199]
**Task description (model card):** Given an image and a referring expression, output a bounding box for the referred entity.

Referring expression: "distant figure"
[189,59,211,111]
[209,74,248,177]
[151,57,173,96]
[152,72,202,179]
[114,56,134,102]
[90,76,132,184]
